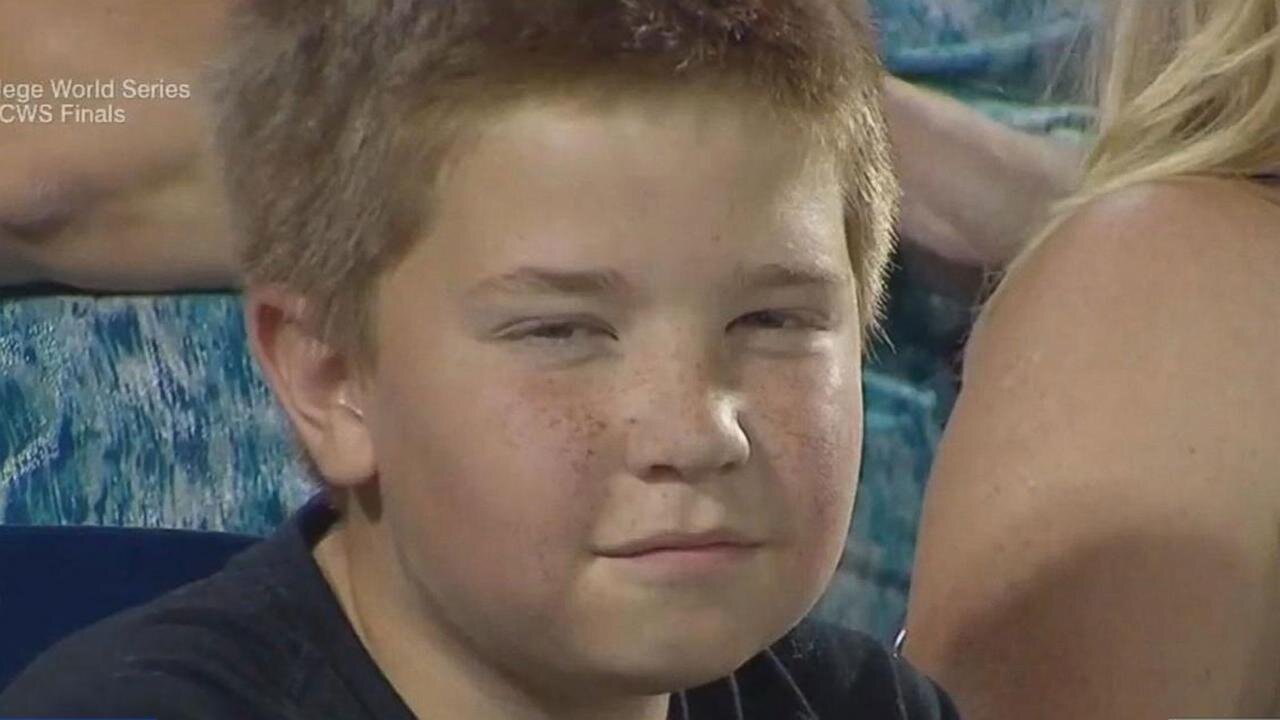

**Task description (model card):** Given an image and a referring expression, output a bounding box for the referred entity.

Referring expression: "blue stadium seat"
[0,525,258,690]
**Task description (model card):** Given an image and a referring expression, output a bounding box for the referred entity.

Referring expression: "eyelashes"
[499,311,832,348]
[729,310,828,332]
[503,320,616,345]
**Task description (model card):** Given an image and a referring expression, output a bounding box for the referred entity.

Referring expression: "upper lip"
[599,530,762,557]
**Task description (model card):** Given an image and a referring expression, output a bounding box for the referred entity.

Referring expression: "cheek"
[470,378,618,603]
[431,375,608,549]
[503,375,613,490]
[371,357,609,600]
[748,356,862,542]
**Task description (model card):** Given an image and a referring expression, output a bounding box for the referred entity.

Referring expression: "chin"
[584,606,792,694]
[595,651,754,696]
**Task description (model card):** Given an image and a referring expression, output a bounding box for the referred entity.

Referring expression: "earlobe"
[338,397,366,420]
[244,286,378,487]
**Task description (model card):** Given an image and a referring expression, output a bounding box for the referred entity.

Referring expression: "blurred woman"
[905,2,1280,718]
[0,1,234,290]
[2,2,1073,291]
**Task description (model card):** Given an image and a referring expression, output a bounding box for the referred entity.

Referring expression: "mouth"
[598,530,762,558]
[596,531,764,581]
[600,544,761,583]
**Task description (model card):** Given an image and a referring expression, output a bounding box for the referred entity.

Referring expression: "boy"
[1,1,960,717]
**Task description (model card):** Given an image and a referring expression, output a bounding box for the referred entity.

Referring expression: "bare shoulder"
[976,177,1280,362]
[961,175,1280,483]
[967,178,1280,437]
[905,178,1280,717]
[958,175,1280,534]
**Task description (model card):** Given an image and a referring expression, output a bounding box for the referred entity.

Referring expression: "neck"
[313,515,672,720]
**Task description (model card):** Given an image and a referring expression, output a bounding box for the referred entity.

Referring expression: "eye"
[501,319,615,345]
[730,310,824,332]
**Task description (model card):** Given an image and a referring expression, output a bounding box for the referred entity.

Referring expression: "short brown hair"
[212,0,897,360]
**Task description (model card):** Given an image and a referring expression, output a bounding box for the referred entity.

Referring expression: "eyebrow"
[465,261,850,301]
[465,267,631,300]
[731,262,851,292]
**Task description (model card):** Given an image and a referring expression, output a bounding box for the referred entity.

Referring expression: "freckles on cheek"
[498,376,613,510]
[755,366,861,527]
[783,412,861,582]
[783,419,855,521]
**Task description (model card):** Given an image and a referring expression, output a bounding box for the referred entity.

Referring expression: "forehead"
[423,95,851,288]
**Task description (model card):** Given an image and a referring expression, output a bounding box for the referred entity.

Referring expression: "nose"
[621,347,750,482]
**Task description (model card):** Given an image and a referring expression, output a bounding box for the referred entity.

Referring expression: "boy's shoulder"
[737,619,959,720]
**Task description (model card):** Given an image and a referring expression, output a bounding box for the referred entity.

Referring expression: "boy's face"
[364,96,863,692]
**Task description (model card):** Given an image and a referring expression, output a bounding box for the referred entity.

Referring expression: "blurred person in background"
[0,0,234,290]
[884,75,1081,270]
[905,1,1280,718]
[0,1,1073,292]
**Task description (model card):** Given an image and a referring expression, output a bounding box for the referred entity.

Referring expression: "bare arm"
[0,226,40,286]
[884,77,1082,267]
[904,180,1280,719]
[0,0,237,290]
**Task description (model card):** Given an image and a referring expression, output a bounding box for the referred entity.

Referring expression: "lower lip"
[604,544,758,582]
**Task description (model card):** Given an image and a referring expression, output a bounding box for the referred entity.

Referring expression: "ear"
[244,286,376,488]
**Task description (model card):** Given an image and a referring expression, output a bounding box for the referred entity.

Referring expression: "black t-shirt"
[1,497,960,719]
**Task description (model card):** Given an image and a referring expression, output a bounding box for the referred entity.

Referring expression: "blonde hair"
[211,0,897,364]
[1004,0,1280,278]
